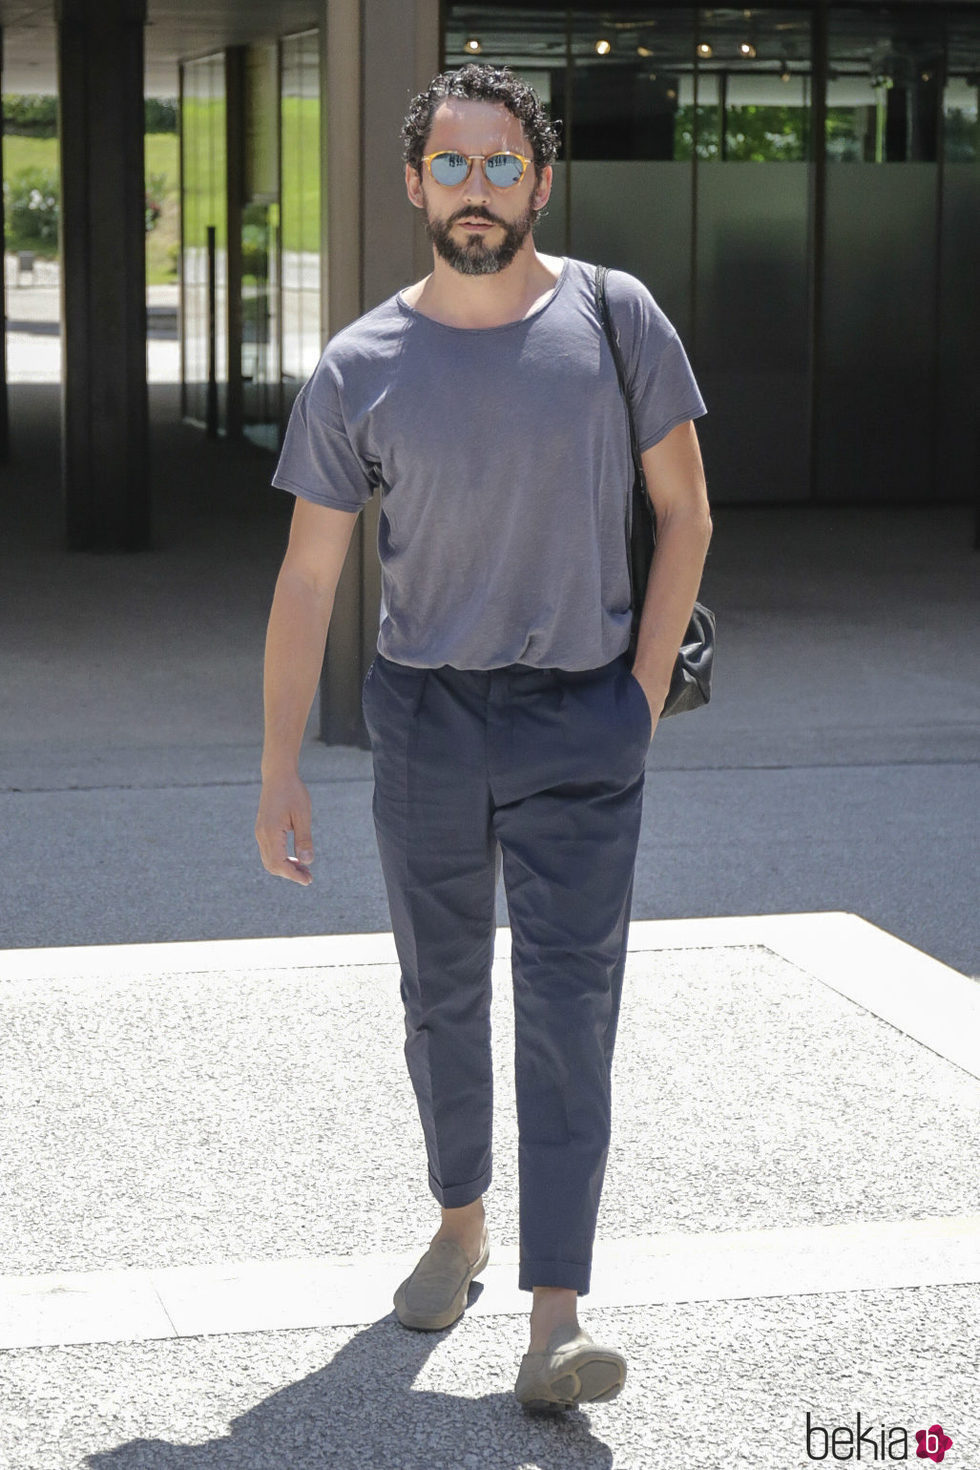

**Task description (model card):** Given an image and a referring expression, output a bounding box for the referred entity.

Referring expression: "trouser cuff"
[519,1258,591,1295]
[427,1163,492,1209]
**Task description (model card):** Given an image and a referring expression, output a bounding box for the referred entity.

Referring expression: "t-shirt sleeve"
[271,353,378,512]
[605,268,707,453]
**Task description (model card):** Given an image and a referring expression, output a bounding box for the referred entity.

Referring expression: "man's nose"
[461,160,492,201]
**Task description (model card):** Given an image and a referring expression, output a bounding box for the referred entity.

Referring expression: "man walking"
[255,63,711,1412]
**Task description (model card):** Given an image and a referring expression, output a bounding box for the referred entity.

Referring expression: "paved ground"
[0,380,977,1467]
[4,256,180,383]
[1,917,978,1468]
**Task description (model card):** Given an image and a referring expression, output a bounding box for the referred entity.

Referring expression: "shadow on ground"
[83,1303,615,1470]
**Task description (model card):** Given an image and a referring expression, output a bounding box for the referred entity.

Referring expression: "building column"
[57,0,149,550]
[319,0,440,746]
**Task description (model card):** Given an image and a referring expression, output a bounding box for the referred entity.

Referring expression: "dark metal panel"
[938,163,980,501]
[567,161,693,337]
[817,162,939,500]
[528,158,568,256]
[695,161,812,500]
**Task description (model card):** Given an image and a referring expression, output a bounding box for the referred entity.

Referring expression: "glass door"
[241,43,281,451]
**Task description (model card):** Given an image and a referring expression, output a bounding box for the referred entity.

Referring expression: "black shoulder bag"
[594,263,715,718]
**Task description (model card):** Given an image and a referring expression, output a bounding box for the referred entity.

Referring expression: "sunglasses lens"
[485,153,524,186]
[430,152,469,185]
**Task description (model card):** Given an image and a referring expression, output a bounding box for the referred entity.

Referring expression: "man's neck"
[409,245,563,329]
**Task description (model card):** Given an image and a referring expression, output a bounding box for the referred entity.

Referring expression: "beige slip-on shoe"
[393,1227,490,1330]
[515,1321,627,1412]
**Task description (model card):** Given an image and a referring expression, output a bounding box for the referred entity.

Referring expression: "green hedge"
[2,94,177,138]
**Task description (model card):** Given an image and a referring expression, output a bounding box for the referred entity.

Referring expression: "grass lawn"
[3,132,180,284]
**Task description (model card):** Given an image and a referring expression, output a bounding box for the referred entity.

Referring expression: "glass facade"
[822,10,937,500]
[444,4,980,504]
[242,42,282,450]
[281,30,323,414]
[180,31,321,449]
[180,54,228,431]
[939,12,980,500]
[820,7,979,502]
[826,9,942,163]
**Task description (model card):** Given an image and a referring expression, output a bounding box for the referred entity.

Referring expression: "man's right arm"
[255,496,360,885]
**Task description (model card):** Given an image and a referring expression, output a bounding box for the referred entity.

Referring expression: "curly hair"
[402,63,562,210]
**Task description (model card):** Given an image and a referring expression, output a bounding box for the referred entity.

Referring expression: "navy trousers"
[361,648,650,1295]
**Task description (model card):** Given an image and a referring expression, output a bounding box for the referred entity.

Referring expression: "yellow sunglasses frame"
[421,150,532,188]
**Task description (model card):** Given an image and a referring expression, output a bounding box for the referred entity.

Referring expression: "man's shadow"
[83,1283,616,1470]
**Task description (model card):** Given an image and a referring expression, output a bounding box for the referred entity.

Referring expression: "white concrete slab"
[3,911,976,1077]
[0,1268,175,1350]
[2,911,976,1353]
[2,1214,978,1351]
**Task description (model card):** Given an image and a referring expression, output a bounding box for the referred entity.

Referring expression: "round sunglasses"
[421,150,532,189]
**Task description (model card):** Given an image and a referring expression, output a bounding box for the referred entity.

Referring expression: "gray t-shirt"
[272,254,707,671]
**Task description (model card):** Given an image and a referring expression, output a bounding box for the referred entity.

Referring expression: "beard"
[423,200,536,276]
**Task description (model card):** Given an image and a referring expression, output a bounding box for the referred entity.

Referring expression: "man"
[256,63,711,1412]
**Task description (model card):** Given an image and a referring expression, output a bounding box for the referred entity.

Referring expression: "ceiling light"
[696,42,713,59]
[739,41,757,58]
[595,38,612,56]
[637,45,654,58]
[464,38,481,54]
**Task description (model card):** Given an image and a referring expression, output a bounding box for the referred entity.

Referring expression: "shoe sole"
[393,1237,490,1330]
[517,1350,627,1412]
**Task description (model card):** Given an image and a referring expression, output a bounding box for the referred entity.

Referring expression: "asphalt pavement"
[0,383,976,974]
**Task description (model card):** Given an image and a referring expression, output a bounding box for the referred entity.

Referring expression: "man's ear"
[406,162,425,210]
[531,164,553,211]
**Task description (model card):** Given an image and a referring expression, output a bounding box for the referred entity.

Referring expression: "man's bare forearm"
[256,500,358,886]
[260,567,336,778]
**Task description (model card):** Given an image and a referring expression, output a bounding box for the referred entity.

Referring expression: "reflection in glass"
[826,7,942,162]
[241,198,280,451]
[944,15,980,162]
[938,12,980,500]
[446,8,813,164]
[281,29,322,411]
[693,8,812,162]
[180,54,227,430]
[569,10,693,160]
[242,43,281,451]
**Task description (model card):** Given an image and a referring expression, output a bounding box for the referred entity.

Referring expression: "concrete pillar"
[319,0,365,746]
[56,0,149,550]
[319,0,440,746]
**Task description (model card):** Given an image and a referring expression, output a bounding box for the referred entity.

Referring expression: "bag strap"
[594,264,657,552]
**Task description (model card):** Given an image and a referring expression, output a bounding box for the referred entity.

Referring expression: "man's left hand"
[630,671,668,744]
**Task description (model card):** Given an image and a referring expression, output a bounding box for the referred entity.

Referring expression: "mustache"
[451,210,499,226]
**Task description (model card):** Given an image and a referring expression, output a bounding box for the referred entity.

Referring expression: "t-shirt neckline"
[396,256,570,333]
